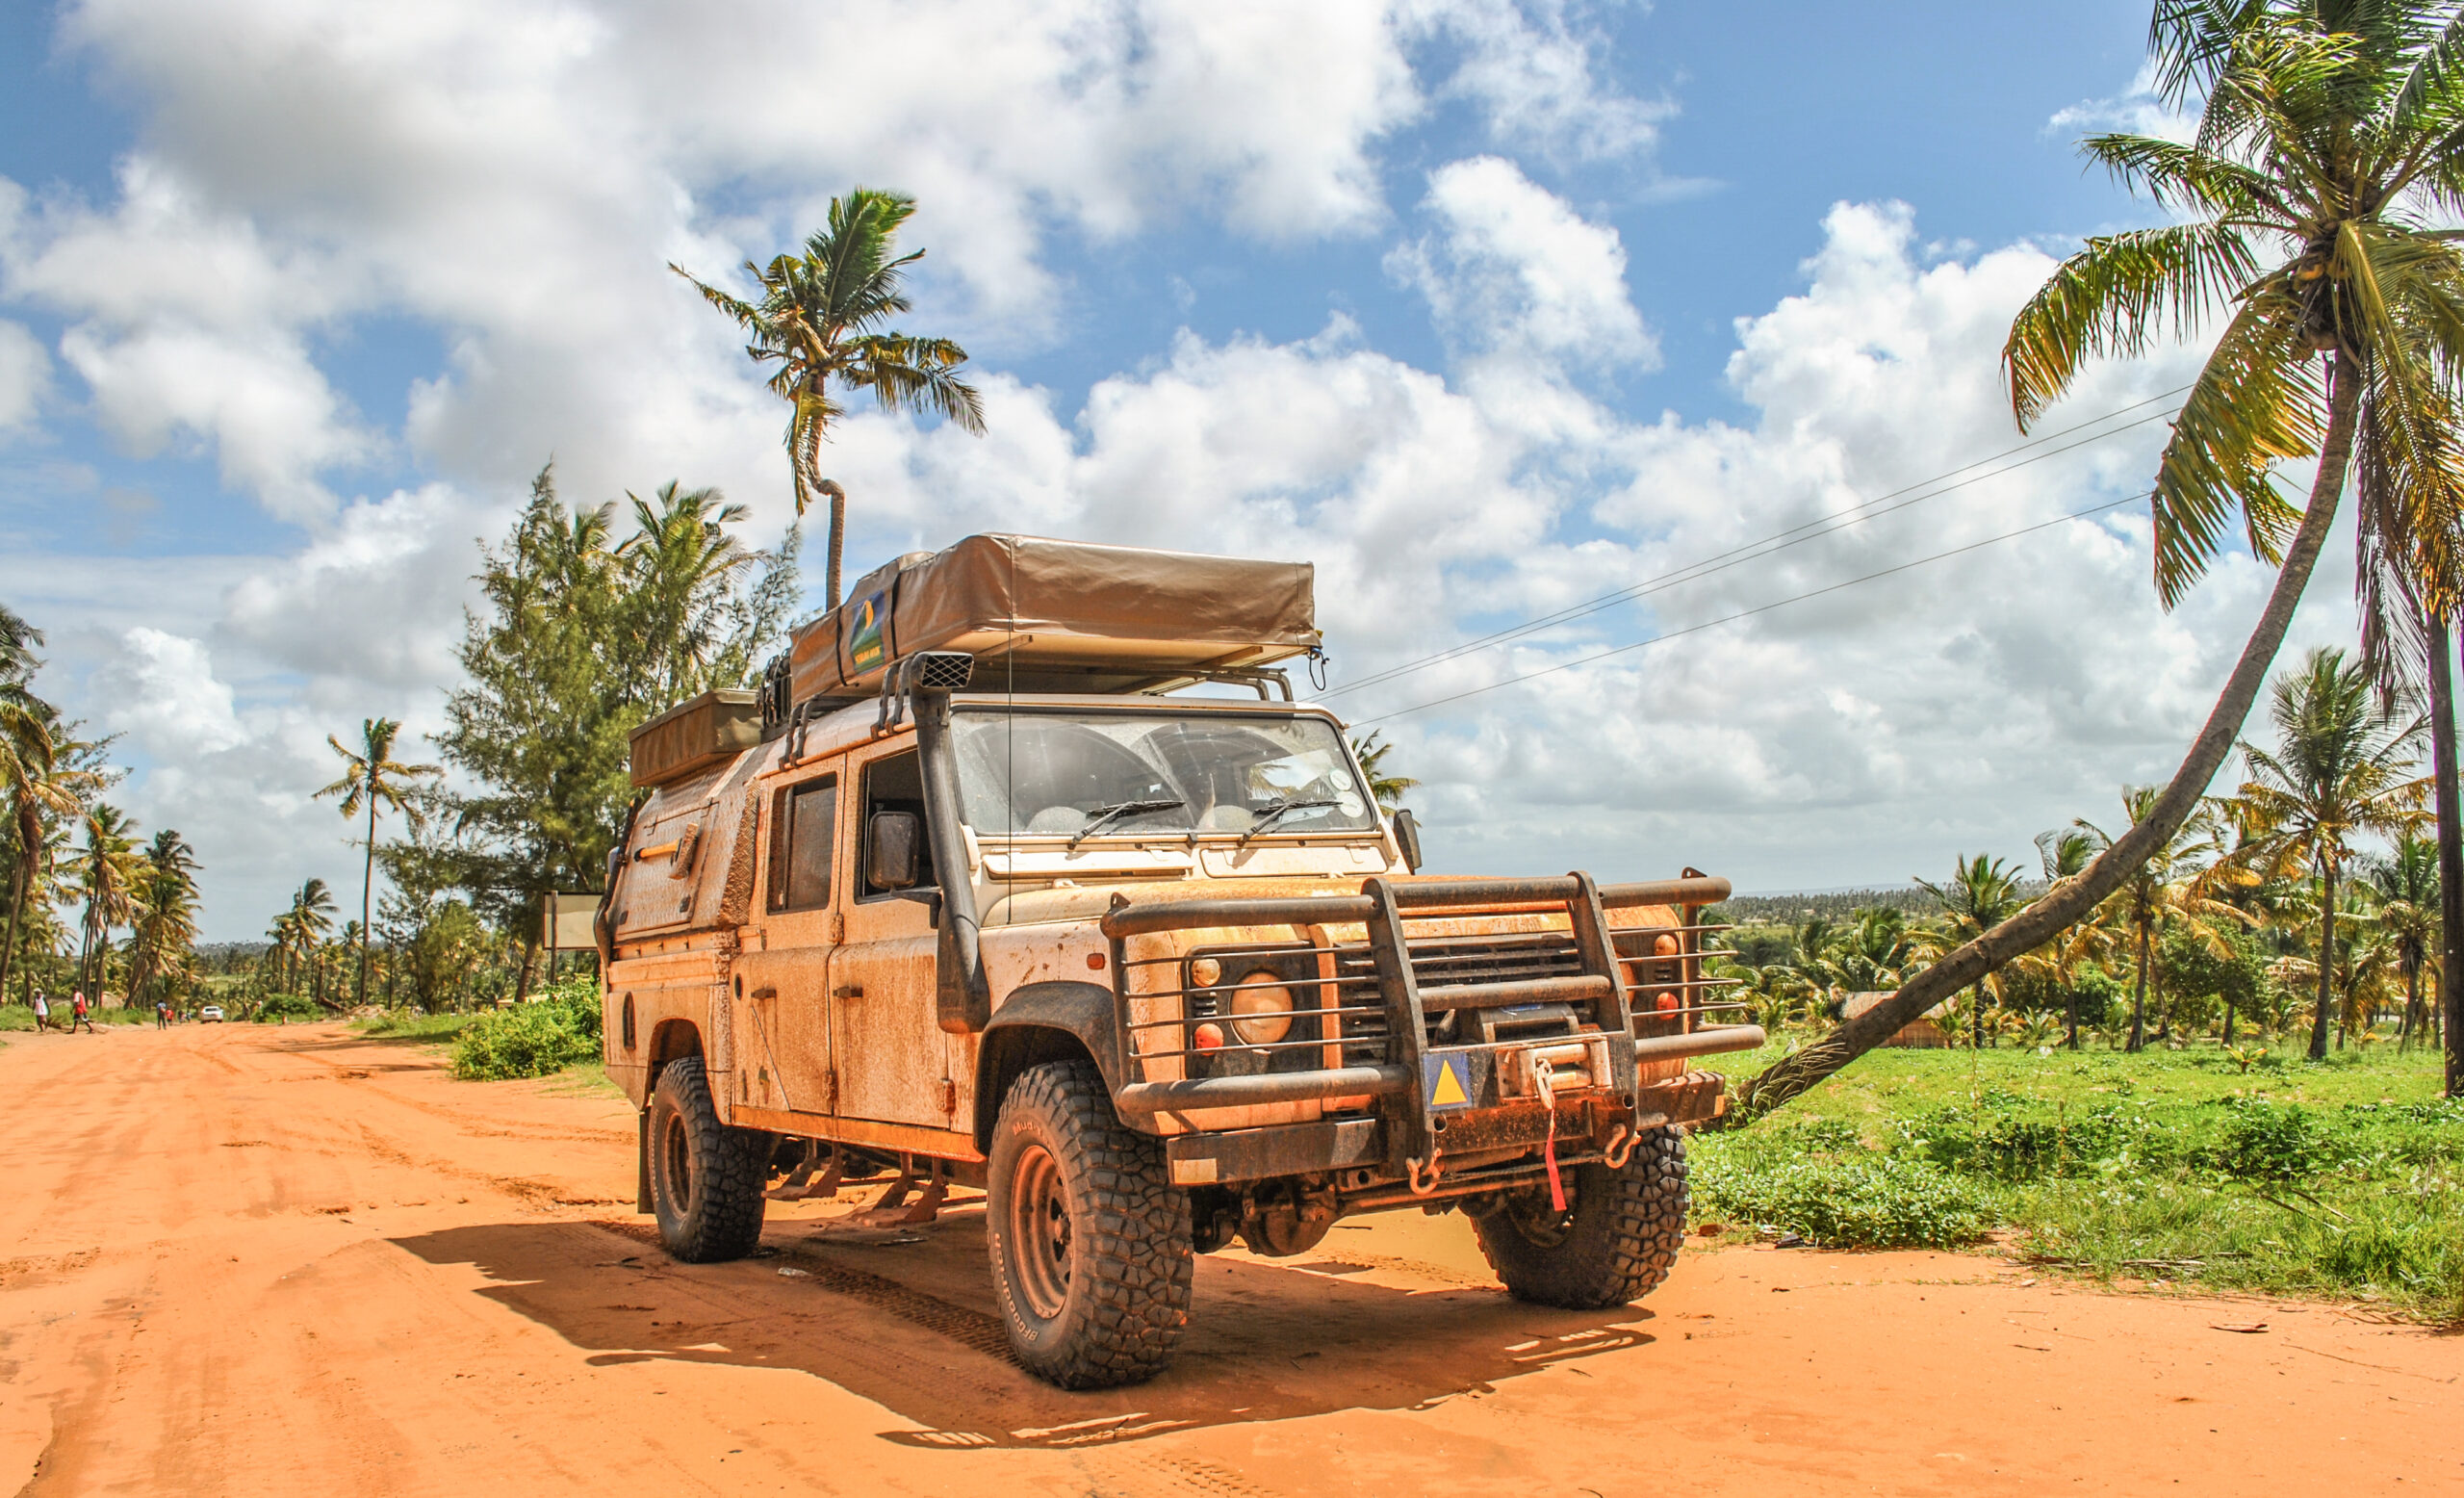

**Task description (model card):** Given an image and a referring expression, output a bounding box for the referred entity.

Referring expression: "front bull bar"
[1101,872,1765,1175]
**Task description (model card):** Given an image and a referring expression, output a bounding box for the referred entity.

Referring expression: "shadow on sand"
[392,1206,1659,1449]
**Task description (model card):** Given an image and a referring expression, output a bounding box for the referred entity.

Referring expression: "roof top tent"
[629,533,1322,790]
[776,532,1320,713]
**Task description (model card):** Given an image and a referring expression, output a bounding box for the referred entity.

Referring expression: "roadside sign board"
[543,892,600,950]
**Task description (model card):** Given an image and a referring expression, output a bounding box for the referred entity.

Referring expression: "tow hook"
[1406,1152,1445,1197]
[1602,1121,1636,1170]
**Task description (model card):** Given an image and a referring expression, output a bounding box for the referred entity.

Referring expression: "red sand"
[3,1020,2454,1496]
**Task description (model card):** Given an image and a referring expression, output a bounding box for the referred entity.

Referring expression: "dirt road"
[2,1021,2455,1496]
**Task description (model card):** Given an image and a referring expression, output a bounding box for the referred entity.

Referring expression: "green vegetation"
[1691,1043,2463,1322]
[449,979,603,1081]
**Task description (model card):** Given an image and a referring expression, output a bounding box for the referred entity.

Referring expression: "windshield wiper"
[1067,798,1186,848]
[1237,797,1338,844]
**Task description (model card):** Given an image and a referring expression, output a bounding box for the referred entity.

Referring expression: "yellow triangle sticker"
[1430,1057,1469,1108]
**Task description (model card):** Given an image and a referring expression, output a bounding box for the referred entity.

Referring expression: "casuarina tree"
[672,188,986,607]
[1735,1,2464,1118]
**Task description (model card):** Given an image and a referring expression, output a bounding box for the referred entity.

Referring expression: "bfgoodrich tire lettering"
[986,1059,1193,1388]
[1470,1124,1687,1308]
[648,1055,768,1263]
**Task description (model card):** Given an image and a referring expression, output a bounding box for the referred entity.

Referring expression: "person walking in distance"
[155,996,169,1030]
[70,991,96,1034]
[31,991,51,1032]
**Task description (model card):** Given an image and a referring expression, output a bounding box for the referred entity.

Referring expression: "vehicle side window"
[860,750,938,899]
[768,776,838,913]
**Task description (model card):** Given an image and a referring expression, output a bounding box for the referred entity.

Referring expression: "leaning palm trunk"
[1730,357,2356,1121]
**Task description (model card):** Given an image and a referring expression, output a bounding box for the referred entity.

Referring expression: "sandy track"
[1,1022,2454,1497]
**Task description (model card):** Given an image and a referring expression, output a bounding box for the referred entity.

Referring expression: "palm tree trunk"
[0,861,25,1007]
[2400,959,2420,1050]
[2435,613,2464,1098]
[2065,982,2080,1050]
[2129,915,2151,1052]
[821,478,848,608]
[358,798,376,1009]
[2310,859,2337,1062]
[1729,349,2360,1121]
[2223,990,2237,1046]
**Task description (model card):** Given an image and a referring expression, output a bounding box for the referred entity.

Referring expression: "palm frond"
[2145,296,2325,606]
[2005,220,2263,426]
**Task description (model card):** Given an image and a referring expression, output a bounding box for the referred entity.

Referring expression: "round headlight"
[1228,969,1295,1046]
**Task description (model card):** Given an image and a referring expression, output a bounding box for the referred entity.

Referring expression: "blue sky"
[0,1,2349,937]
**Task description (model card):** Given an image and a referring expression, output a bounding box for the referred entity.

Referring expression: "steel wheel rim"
[1006,1142,1072,1320]
[662,1113,693,1212]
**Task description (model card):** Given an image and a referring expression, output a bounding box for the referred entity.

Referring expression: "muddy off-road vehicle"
[599,534,1763,1388]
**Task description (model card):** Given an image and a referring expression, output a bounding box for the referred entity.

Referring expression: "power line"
[1350,490,2149,725]
[1317,386,2190,702]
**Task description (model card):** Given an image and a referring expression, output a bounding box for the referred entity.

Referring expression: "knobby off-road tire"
[986,1059,1194,1388]
[648,1055,769,1263]
[1470,1124,1687,1308]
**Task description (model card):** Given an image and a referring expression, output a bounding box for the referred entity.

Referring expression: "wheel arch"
[646,1018,704,1092]
[973,981,1127,1150]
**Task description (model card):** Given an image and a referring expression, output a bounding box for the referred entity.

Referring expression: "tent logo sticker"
[1424,1051,1473,1110]
[846,591,890,673]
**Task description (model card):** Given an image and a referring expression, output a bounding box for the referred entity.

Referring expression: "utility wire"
[1318,386,2190,701]
[1350,490,2149,725]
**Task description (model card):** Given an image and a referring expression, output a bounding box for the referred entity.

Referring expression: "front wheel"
[986,1060,1193,1388]
[647,1056,768,1263]
[1470,1124,1687,1308]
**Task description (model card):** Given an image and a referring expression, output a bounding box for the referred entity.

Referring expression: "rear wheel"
[647,1056,768,1263]
[986,1060,1193,1388]
[1470,1125,1687,1308]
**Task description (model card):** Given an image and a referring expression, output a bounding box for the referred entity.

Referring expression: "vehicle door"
[831,740,962,1131]
[730,760,841,1121]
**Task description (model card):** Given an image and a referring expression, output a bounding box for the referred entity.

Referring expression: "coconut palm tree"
[1913,855,2028,1047]
[2363,831,2442,1046]
[671,187,985,607]
[0,687,73,1007]
[2237,650,2425,1059]
[1349,731,1421,813]
[277,878,339,1006]
[318,718,439,1010]
[2065,787,2256,1050]
[2236,647,2427,1058]
[1738,2,2464,1117]
[123,828,199,1010]
[72,804,138,1004]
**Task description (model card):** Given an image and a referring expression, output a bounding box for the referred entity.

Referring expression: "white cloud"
[2048,61,2197,144]
[1408,0,1671,161]
[1388,155,1656,370]
[0,319,47,436]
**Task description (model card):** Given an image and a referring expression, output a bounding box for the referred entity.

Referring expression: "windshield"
[951,709,1378,839]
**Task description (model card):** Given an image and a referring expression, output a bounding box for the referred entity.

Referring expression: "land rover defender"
[600,534,1761,1388]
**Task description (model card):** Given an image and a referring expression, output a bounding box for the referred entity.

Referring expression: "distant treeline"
[1709,888,1955,925]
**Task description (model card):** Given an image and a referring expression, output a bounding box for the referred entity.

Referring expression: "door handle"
[751,985,778,1000]
[833,984,864,999]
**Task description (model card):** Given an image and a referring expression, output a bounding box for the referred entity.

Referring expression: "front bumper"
[1102,872,1761,1187]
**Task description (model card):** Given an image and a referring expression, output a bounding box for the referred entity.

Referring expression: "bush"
[449,977,603,1081]
[1692,1152,1998,1250]
[2210,1098,2323,1181]
[251,992,325,1023]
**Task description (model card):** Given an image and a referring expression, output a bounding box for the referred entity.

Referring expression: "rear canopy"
[787,533,1319,703]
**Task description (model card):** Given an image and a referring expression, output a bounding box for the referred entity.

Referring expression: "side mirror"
[1392,808,1424,873]
[867,811,922,891]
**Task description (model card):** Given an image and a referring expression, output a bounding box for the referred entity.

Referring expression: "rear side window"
[770,776,838,913]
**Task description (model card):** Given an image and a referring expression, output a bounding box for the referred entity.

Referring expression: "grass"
[353,1010,478,1041]
[1691,1039,2464,1323]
